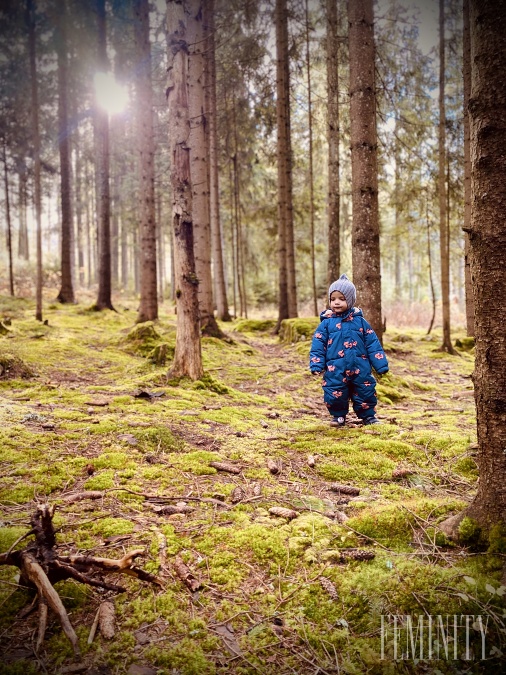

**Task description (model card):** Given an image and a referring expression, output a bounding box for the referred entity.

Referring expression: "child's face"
[330,290,348,313]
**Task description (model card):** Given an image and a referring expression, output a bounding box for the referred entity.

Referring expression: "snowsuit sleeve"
[309,320,328,373]
[362,319,389,374]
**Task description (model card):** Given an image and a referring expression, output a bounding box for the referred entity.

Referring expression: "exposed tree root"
[0,503,163,657]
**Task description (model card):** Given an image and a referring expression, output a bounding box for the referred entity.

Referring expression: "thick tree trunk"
[27,0,43,321]
[95,0,114,311]
[134,0,158,323]
[166,0,203,380]
[348,0,382,341]
[204,0,231,322]
[440,0,506,540]
[326,0,340,289]
[305,0,317,316]
[55,0,75,304]
[438,0,455,353]
[2,142,14,296]
[188,0,221,336]
[275,0,297,329]
[462,0,474,337]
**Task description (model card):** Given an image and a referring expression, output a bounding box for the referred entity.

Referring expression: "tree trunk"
[326,0,340,288]
[348,0,382,341]
[74,114,84,287]
[188,0,221,337]
[134,0,158,323]
[463,0,474,337]
[18,170,29,260]
[166,0,203,380]
[204,0,231,322]
[438,0,455,353]
[305,0,317,316]
[440,0,506,543]
[27,0,43,321]
[2,142,14,296]
[94,0,114,311]
[55,0,75,304]
[275,0,297,329]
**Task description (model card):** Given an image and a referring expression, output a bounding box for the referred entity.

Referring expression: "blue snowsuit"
[309,307,388,421]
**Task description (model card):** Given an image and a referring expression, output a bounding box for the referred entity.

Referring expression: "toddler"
[309,274,389,427]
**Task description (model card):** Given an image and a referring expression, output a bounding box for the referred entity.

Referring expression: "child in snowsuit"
[309,274,389,427]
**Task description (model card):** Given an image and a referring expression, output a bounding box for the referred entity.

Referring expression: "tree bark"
[134,0,158,323]
[438,0,455,353]
[204,0,231,322]
[27,0,43,321]
[440,0,506,539]
[188,0,221,336]
[275,0,297,330]
[463,0,474,337]
[94,0,114,311]
[18,170,29,260]
[326,0,340,288]
[55,0,75,304]
[305,0,317,316]
[2,141,14,296]
[348,0,382,340]
[166,0,203,381]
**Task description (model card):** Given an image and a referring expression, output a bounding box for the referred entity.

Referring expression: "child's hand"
[323,309,333,318]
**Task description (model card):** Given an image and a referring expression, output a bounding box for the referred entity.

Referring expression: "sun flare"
[93,72,128,116]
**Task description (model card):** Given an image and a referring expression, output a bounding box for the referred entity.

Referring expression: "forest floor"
[0,295,504,675]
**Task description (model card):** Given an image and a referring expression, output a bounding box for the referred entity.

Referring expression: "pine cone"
[251,483,262,496]
[230,486,245,503]
[392,467,414,479]
[267,459,281,475]
[209,461,241,474]
[341,548,375,561]
[269,506,299,520]
[328,484,360,496]
[307,455,316,467]
[319,576,339,600]
[153,504,194,515]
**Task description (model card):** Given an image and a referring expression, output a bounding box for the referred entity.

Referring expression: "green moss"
[458,516,481,544]
[90,517,134,538]
[487,524,506,554]
[0,526,32,551]
[234,318,276,333]
[192,372,229,394]
[145,638,216,674]
[84,470,115,490]
[279,318,319,343]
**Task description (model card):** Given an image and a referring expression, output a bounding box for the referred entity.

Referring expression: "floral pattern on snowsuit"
[309,307,389,421]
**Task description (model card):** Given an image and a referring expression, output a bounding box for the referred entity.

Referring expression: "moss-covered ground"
[0,297,504,674]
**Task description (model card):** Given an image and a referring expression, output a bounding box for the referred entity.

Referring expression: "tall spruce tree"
[348,0,382,340]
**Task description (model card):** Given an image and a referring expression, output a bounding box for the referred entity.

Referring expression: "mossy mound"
[123,321,173,360]
[0,354,34,379]
[279,318,319,343]
[234,318,276,333]
[455,336,475,351]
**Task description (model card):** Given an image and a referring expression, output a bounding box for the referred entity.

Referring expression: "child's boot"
[362,416,380,425]
[330,415,346,428]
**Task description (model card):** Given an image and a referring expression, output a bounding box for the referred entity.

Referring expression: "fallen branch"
[0,503,163,655]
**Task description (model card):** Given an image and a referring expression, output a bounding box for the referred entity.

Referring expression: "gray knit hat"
[328,274,356,309]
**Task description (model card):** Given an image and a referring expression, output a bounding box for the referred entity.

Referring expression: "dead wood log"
[0,503,163,655]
